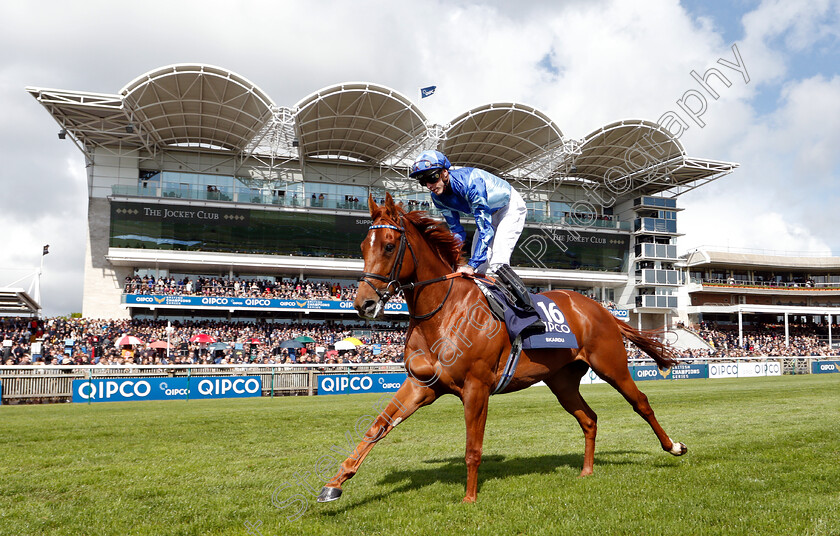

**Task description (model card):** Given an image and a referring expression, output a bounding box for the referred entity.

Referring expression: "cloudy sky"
[1,0,839,316]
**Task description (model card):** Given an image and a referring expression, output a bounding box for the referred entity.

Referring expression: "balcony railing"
[633,196,677,209]
[634,217,677,234]
[698,278,840,290]
[635,243,677,259]
[636,269,680,286]
[635,295,678,308]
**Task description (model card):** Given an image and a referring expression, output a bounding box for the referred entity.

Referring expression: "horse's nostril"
[356,300,376,315]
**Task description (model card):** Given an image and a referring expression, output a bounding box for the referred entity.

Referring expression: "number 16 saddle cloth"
[474,280,579,350]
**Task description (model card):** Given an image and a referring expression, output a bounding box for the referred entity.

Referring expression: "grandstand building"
[28,64,738,328]
[680,246,840,345]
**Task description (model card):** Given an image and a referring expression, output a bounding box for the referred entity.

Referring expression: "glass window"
[526,201,546,221]
[549,202,571,219]
[110,201,631,272]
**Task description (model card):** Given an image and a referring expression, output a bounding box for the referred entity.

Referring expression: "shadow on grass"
[319,450,642,514]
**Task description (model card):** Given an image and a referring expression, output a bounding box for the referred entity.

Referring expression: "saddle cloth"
[477,281,579,350]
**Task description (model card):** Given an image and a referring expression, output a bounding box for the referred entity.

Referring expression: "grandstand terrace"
[2,315,836,372]
[679,246,840,348]
[28,64,738,329]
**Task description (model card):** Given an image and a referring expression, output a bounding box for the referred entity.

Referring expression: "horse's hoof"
[669,442,688,456]
[317,486,343,503]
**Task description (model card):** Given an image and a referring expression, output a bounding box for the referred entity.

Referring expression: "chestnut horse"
[317,194,686,504]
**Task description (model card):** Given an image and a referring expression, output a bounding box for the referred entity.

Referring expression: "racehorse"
[317,193,687,504]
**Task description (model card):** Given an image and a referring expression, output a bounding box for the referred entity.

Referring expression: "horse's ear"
[368,194,378,216]
[384,192,397,215]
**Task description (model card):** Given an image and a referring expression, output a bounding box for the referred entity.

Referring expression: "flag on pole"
[43,245,49,255]
[420,85,437,98]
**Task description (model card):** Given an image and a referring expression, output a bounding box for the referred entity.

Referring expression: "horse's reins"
[358,219,459,321]
[360,220,518,392]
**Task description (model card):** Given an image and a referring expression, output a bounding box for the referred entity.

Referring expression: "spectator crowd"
[1,317,406,367]
[3,316,838,368]
[626,321,840,361]
[123,276,405,304]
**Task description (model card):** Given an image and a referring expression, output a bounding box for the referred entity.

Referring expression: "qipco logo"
[77,380,152,400]
[159,382,189,397]
[196,378,260,396]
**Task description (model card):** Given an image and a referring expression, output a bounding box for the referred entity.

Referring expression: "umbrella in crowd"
[209,342,230,351]
[280,340,305,349]
[334,340,356,351]
[248,338,262,344]
[189,333,216,344]
[115,335,144,346]
[294,335,316,343]
[149,340,172,349]
[341,337,364,346]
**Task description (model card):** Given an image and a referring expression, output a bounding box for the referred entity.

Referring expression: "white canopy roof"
[28,65,737,196]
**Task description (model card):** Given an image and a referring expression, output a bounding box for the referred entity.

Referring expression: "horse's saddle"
[474,280,579,350]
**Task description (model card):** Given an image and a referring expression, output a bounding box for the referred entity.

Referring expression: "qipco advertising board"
[708,361,782,379]
[317,373,407,395]
[811,360,840,374]
[72,376,262,403]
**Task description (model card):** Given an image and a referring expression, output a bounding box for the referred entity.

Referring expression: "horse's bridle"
[358,218,456,321]
[359,221,414,305]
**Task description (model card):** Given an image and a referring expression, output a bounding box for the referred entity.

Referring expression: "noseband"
[358,218,456,321]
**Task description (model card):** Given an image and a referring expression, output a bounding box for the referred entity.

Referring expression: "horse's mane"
[373,202,464,269]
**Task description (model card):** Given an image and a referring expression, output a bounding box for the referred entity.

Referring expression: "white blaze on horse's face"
[355,225,400,320]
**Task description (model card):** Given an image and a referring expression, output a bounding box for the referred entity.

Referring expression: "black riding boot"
[493,264,545,333]
[494,264,536,313]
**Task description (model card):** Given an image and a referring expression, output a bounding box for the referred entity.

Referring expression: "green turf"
[1,375,838,536]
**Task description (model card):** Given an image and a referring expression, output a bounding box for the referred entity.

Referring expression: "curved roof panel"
[440,103,564,175]
[574,119,685,183]
[293,82,428,163]
[120,64,275,151]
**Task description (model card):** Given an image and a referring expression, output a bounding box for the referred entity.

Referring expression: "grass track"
[1,375,838,535]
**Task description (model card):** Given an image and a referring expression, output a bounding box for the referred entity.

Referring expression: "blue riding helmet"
[409,150,451,178]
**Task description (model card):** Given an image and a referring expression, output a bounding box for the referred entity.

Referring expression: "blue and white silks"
[430,167,513,270]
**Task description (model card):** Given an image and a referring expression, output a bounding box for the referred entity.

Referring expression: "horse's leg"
[317,379,438,502]
[461,379,491,503]
[544,361,598,476]
[591,346,687,456]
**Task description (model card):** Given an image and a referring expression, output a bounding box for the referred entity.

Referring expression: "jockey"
[409,149,536,315]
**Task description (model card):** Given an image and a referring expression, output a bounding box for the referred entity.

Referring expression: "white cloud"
[679,72,840,255]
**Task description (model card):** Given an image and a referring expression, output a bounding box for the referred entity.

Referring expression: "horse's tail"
[613,316,680,370]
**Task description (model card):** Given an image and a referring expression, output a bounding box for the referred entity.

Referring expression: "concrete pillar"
[828,315,833,348]
[784,312,789,347]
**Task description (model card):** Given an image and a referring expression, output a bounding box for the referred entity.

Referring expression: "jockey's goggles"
[415,168,442,185]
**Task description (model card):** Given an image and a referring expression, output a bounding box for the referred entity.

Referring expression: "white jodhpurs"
[471,187,527,274]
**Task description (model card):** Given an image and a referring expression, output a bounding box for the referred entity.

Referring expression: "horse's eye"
[384,243,395,252]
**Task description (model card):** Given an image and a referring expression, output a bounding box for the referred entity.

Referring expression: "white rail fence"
[0,357,835,404]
